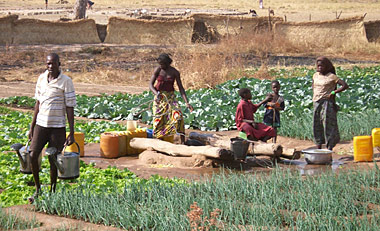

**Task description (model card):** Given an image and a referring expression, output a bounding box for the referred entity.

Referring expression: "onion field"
[35,167,380,230]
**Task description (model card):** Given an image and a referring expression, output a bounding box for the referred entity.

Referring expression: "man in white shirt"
[28,53,76,203]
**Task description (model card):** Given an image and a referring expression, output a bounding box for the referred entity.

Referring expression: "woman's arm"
[175,70,193,112]
[149,67,160,95]
[328,79,349,99]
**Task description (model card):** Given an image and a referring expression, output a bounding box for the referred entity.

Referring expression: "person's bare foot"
[28,190,41,204]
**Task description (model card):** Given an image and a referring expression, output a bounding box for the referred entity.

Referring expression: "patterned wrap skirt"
[313,99,340,149]
[152,91,184,139]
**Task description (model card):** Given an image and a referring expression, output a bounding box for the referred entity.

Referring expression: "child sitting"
[235,88,276,142]
[263,80,285,143]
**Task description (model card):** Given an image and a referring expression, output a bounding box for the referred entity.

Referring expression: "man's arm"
[28,100,40,140]
[65,107,75,146]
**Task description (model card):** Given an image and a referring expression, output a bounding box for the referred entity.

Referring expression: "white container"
[127,120,137,131]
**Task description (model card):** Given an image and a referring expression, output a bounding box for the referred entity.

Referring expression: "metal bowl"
[302,149,333,165]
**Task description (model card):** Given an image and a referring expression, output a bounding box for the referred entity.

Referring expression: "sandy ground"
[0,81,146,97]
[1,1,380,24]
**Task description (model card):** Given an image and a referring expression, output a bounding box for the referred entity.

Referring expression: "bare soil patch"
[0,80,146,98]
[4,205,124,231]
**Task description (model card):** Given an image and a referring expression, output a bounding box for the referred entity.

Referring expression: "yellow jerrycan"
[353,136,373,162]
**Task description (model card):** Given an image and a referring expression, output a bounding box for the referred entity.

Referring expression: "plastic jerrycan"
[372,128,380,148]
[126,128,147,155]
[353,136,373,162]
[100,132,119,158]
[66,132,85,157]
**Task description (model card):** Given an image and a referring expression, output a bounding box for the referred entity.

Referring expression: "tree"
[74,0,87,19]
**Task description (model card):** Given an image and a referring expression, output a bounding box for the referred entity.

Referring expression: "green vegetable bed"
[0,107,185,207]
[1,66,379,140]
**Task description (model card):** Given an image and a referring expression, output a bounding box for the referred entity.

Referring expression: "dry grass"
[0,30,379,90]
[174,31,310,89]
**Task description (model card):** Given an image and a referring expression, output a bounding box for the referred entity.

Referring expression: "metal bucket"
[230,138,250,160]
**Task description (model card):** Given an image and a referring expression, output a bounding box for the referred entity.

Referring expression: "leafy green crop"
[0,107,128,151]
[0,151,186,208]
[1,65,380,139]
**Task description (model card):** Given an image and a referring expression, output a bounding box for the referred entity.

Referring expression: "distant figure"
[259,0,263,9]
[249,9,257,17]
[45,0,48,9]
[87,0,94,10]
[269,8,275,16]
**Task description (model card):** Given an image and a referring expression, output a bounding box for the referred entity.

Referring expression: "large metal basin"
[302,149,333,165]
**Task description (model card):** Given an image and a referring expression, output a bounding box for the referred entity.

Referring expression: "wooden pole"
[130,138,233,160]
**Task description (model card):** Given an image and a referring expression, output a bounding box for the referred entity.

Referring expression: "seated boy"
[235,88,276,142]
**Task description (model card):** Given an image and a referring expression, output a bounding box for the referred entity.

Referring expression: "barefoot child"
[235,88,276,142]
[312,57,348,150]
[263,80,285,143]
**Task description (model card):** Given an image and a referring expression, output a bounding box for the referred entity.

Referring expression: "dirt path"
[4,205,124,231]
[0,81,146,97]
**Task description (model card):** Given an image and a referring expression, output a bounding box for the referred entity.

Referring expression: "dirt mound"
[139,149,214,168]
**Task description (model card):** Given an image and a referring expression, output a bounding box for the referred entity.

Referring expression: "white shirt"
[35,71,76,128]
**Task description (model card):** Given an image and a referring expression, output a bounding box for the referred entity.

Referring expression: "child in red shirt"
[235,88,276,142]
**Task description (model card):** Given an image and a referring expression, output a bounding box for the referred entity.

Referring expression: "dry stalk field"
[1,31,379,90]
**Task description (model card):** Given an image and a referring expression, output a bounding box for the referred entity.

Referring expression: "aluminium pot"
[302,149,333,165]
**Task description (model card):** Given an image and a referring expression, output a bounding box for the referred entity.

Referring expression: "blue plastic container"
[147,129,153,138]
